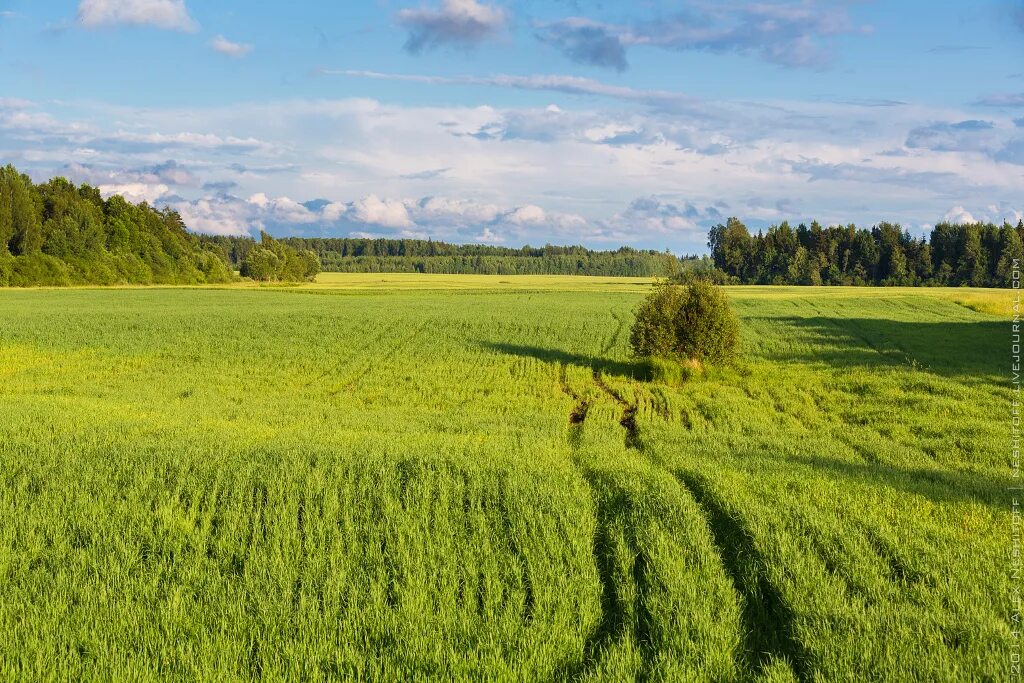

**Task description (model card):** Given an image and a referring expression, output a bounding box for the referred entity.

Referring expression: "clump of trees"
[202,235,685,277]
[239,232,320,282]
[708,217,1024,287]
[630,281,740,368]
[0,164,233,287]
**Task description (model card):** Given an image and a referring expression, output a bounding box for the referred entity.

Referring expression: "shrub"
[629,281,740,366]
[629,283,687,361]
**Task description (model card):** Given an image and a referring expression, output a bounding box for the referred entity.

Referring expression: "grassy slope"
[0,280,1008,681]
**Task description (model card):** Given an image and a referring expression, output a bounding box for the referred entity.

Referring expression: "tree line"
[708,218,1023,287]
[3,162,1018,287]
[0,165,233,286]
[199,236,685,277]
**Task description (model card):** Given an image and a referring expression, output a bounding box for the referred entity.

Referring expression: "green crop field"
[0,277,1009,681]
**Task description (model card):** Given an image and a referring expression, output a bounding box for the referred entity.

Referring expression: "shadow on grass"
[768,317,1003,379]
[675,470,811,681]
[482,341,653,381]
[786,453,1004,509]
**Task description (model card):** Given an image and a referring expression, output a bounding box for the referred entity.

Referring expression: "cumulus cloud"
[396,0,506,53]
[475,227,503,243]
[248,193,318,224]
[504,204,547,225]
[941,204,1023,225]
[210,35,253,58]
[608,197,722,235]
[349,195,415,228]
[77,0,197,32]
[537,2,866,70]
[940,206,976,224]
[97,182,171,204]
[413,196,501,224]
[174,195,254,236]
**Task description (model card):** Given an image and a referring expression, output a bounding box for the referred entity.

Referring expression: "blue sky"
[1,0,1022,252]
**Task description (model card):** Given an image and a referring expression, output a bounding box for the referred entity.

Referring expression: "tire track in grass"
[858,523,930,589]
[558,379,654,681]
[673,471,811,682]
[560,364,590,426]
[574,369,815,680]
[559,364,590,452]
[554,467,656,683]
[592,371,642,451]
[557,370,659,679]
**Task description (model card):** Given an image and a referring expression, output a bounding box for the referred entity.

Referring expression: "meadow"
[0,276,1009,681]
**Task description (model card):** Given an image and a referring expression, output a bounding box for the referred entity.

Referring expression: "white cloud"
[414,196,501,224]
[475,227,503,242]
[504,204,546,225]
[210,35,253,58]
[941,204,1023,225]
[77,0,197,32]
[247,193,316,223]
[941,206,976,224]
[174,195,252,236]
[349,195,415,228]
[99,130,270,152]
[97,182,171,204]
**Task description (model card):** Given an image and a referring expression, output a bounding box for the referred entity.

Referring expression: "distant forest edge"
[203,217,1024,286]
[707,217,1023,287]
[1,165,1021,286]
[200,236,683,278]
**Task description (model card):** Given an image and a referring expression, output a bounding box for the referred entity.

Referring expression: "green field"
[0,277,1009,681]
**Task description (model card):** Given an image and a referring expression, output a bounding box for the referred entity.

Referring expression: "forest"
[199,235,685,277]
[708,217,1024,287]
[0,165,232,287]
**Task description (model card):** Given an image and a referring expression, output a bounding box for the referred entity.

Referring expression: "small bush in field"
[629,280,740,366]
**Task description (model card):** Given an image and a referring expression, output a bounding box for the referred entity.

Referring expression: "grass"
[310,272,658,291]
[0,278,1009,681]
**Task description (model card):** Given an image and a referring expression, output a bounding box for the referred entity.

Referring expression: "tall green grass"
[0,284,1008,680]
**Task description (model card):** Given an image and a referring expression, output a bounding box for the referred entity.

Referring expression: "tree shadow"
[784,453,1004,509]
[768,317,1004,379]
[481,342,653,381]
